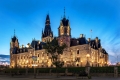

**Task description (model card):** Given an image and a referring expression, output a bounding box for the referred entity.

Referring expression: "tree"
[43,38,67,77]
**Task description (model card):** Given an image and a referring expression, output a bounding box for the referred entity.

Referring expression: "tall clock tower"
[58,8,71,47]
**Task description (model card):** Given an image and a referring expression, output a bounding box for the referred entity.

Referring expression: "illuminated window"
[67,33,69,35]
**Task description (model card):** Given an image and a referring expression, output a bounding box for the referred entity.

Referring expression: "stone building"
[10,11,109,68]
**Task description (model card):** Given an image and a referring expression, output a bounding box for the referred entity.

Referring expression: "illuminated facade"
[10,11,109,68]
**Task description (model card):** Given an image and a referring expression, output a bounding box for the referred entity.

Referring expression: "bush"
[90,67,114,73]
[88,75,92,79]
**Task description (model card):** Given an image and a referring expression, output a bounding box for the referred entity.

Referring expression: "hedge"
[3,66,119,74]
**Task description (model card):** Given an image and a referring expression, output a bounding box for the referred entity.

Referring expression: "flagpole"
[91,30,92,39]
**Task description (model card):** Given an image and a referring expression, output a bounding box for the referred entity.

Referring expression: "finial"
[14,29,15,36]
[61,16,62,19]
[64,7,65,18]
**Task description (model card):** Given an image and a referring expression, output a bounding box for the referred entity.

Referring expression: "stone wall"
[10,43,108,68]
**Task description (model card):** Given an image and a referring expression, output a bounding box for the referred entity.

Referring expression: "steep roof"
[89,40,101,49]
[70,37,88,46]
[42,14,53,38]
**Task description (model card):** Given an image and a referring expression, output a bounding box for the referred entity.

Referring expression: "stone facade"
[10,11,109,68]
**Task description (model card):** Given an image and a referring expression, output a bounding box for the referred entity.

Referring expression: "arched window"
[64,28,67,33]
[38,54,39,57]
[77,50,79,54]
[77,64,79,67]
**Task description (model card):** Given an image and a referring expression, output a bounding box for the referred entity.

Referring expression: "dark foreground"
[0,75,120,80]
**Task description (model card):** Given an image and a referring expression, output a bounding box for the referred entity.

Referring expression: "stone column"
[65,68,68,76]
[114,66,118,77]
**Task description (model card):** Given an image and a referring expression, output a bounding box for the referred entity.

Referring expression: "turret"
[42,14,53,42]
[10,30,19,49]
[88,38,91,42]
[80,34,84,38]
[95,37,98,43]
[58,8,71,47]
[95,37,100,48]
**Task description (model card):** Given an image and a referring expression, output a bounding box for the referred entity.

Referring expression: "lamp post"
[86,54,90,66]
[92,61,93,67]
[86,54,90,62]
[98,62,99,67]
[81,60,83,67]
[104,62,106,66]
[26,60,28,76]
[102,62,103,67]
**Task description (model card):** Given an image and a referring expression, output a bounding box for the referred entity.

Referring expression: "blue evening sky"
[0,0,120,63]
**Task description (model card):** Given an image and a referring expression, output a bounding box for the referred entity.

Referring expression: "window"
[77,64,79,67]
[64,28,67,33]
[38,54,39,57]
[77,41,79,44]
[77,50,79,54]
[37,46,39,49]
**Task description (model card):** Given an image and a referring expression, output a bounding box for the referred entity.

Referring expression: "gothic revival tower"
[10,30,19,68]
[58,8,71,47]
[10,30,19,49]
[42,14,53,42]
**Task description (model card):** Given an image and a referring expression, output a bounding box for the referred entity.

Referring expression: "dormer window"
[20,50,22,53]
[37,46,39,49]
[77,40,79,44]
[24,49,25,52]
[38,54,39,57]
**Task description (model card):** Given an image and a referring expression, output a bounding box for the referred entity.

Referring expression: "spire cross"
[64,7,65,18]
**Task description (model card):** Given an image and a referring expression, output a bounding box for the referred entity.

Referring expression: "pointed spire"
[46,14,50,21]
[42,14,53,38]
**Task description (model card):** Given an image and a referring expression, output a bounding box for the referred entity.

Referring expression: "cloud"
[0,55,10,62]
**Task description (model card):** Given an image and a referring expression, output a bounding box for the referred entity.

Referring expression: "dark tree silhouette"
[43,38,67,77]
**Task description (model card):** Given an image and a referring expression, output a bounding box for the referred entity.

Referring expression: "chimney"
[22,45,24,48]
[95,37,98,43]
[88,38,91,42]
[80,34,84,38]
